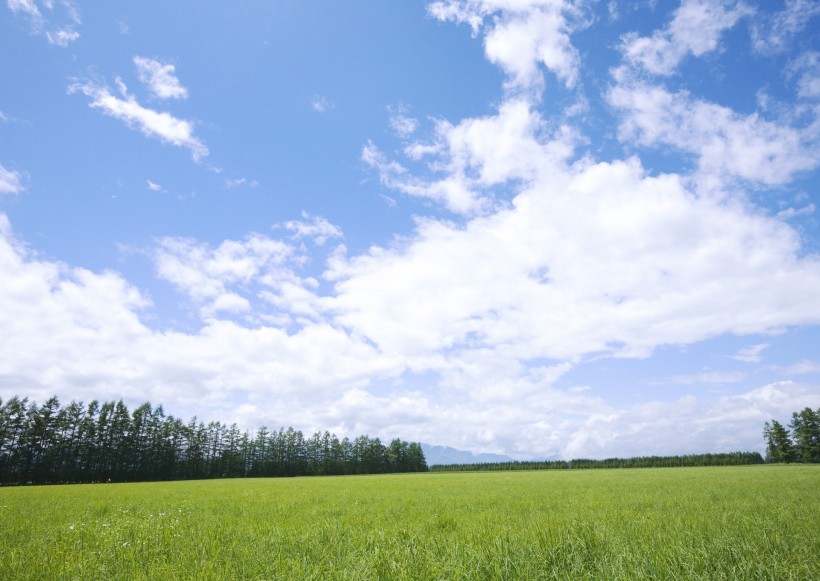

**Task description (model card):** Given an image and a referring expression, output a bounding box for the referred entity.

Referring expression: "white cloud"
[283,211,343,246]
[334,149,820,366]
[484,6,581,91]
[621,0,753,75]
[0,164,26,195]
[608,75,820,186]
[428,0,585,93]
[388,105,419,138]
[1,205,819,458]
[652,370,746,385]
[0,213,403,428]
[68,78,208,161]
[751,0,820,55]
[45,27,78,46]
[311,95,335,113]
[225,177,259,189]
[775,359,820,375]
[557,381,817,459]
[731,343,768,363]
[151,234,295,319]
[6,0,80,46]
[364,98,577,214]
[149,227,340,324]
[146,180,166,193]
[777,203,815,219]
[7,0,41,19]
[134,57,189,100]
[789,51,820,100]
[607,1,618,21]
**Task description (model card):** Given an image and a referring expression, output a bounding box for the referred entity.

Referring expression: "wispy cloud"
[134,56,189,100]
[311,95,335,113]
[283,211,343,246]
[731,343,769,363]
[778,204,815,219]
[651,371,747,385]
[388,104,419,138]
[146,180,167,193]
[620,0,753,76]
[68,78,208,161]
[0,164,26,195]
[225,177,259,189]
[608,74,819,187]
[752,0,820,55]
[6,0,81,46]
[774,359,820,376]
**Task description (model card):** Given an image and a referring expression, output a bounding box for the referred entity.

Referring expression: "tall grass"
[1,465,817,579]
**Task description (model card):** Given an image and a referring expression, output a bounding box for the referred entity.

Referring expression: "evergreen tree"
[789,407,820,464]
[763,420,794,463]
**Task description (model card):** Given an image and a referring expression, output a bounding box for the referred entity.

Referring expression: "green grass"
[1,465,818,580]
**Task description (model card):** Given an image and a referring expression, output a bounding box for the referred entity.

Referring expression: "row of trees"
[430,452,764,472]
[763,407,820,463]
[0,396,427,485]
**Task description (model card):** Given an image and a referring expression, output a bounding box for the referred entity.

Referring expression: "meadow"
[0,465,817,580]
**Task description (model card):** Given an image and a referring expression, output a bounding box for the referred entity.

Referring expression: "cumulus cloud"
[428,0,586,93]
[151,234,296,320]
[0,213,397,409]
[557,381,818,459]
[68,78,208,161]
[0,164,26,195]
[134,57,189,100]
[365,99,577,214]
[608,74,820,186]
[331,155,820,364]
[1,207,819,457]
[621,0,753,75]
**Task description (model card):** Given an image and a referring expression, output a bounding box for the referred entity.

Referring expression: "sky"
[1,0,819,460]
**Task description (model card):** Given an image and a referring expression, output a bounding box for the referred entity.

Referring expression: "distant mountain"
[421,444,514,466]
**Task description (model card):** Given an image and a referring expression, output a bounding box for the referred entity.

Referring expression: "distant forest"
[0,396,427,486]
[430,452,765,472]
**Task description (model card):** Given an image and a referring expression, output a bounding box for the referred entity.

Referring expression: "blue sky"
[1,0,819,459]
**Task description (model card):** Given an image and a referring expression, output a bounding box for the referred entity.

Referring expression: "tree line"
[430,451,764,472]
[763,407,820,463]
[0,395,427,486]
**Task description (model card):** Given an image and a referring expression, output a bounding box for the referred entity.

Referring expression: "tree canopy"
[764,407,820,464]
[0,395,427,486]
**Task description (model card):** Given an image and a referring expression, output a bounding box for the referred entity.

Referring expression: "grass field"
[1,465,818,580]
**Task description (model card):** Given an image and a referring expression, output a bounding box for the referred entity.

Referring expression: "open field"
[1,465,818,580]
